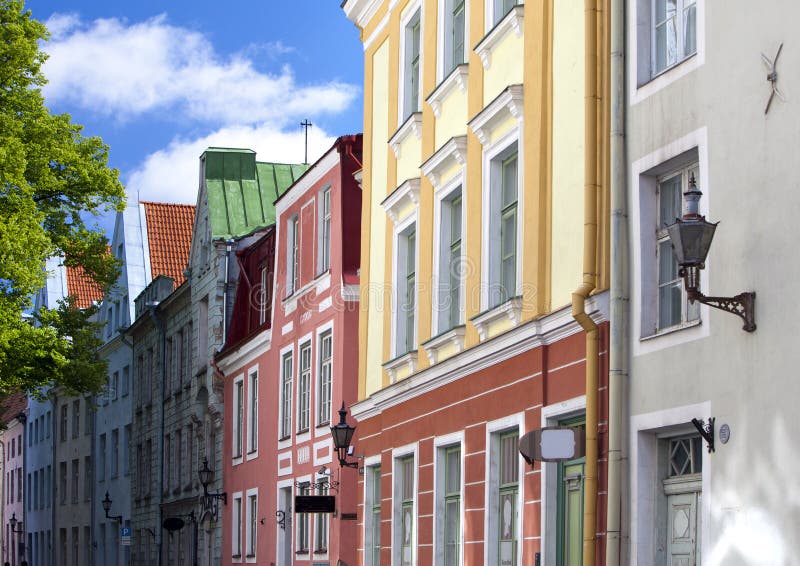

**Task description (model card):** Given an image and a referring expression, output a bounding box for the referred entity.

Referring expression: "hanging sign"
[518,426,585,464]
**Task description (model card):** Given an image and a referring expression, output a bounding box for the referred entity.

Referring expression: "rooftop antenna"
[301,119,312,165]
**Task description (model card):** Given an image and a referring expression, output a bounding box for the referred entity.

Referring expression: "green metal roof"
[203,148,308,240]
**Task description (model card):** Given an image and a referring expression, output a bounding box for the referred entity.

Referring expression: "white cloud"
[41,13,358,124]
[126,122,337,204]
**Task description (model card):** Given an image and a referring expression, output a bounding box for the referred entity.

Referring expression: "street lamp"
[102,491,123,523]
[8,512,24,534]
[330,403,358,468]
[198,457,227,504]
[667,174,756,332]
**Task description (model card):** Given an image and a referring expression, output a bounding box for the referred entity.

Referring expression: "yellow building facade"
[344,0,610,564]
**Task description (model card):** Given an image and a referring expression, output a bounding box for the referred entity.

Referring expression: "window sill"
[640,318,701,342]
[283,271,332,315]
[427,64,469,118]
[470,296,524,341]
[295,550,310,556]
[422,325,466,365]
[314,549,328,555]
[383,350,419,384]
[475,5,524,69]
[644,52,698,87]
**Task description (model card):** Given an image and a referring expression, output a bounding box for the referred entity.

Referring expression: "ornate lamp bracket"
[691,417,715,453]
[680,266,756,332]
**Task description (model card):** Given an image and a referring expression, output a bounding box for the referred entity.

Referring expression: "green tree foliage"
[0,1,125,396]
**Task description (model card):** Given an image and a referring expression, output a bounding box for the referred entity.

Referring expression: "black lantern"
[102,491,123,524]
[667,174,756,332]
[9,512,23,534]
[330,403,358,468]
[198,457,227,504]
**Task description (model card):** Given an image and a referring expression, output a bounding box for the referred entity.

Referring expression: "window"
[402,9,422,120]
[124,424,131,476]
[175,429,182,491]
[317,331,332,425]
[111,428,119,478]
[366,465,382,566]
[85,398,93,435]
[185,322,193,386]
[60,404,68,441]
[298,342,312,433]
[296,483,310,553]
[492,0,518,26]
[287,215,300,295]
[496,431,519,565]
[199,297,209,366]
[319,186,332,273]
[71,458,79,503]
[185,425,193,487]
[247,492,258,557]
[164,434,171,494]
[232,494,243,558]
[314,479,329,553]
[437,191,463,331]
[258,267,270,326]
[46,410,51,438]
[442,0,466,76]
[487,145,519,308]
[110,371,119,401]
[396,225,417,355]
[437,446,461,566]
[656,165,700,331]
[248,370,258,454]
[99,434,106,482]
[145,347,154,405]
[395,455,415,566]
[165,336,173,392]
[84,456,92,501]
[652,0,696,75]
[145,439,152,496]
[280,352,293,439]
[233,378,244,458]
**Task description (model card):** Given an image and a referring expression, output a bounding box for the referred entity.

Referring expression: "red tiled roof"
[0,391,27,426]
[141,201,196,288]
[66,264,104,309]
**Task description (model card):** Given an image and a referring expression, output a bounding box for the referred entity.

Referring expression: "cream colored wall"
[365,40,391,398]
[395,133,422,185]
[483,33,524,102]
[434,88,468,148]
[549,0,585,310]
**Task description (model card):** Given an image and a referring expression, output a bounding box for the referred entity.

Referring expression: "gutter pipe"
[574,1,602,565]
[147,305,166,566]
[606,0,628,561]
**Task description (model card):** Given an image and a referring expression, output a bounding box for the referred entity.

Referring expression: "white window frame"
[258,265,269,325]
[399,3,423,124]
[629,0,705,103]
[484,413,524,566]
[232,491,243,561]
[298,340,313,434]
[313,474,330,557]
[391,215,419,359]
[315,322,334,428]
[432,177,466,336]
[437,0,469,81]
[286,214,300,296]
[392,443,418,566]
[245,487,258,562]
[247,366,258,459]
[363,455,382,566]
[295,474,312,555]
[433,432,464,566]
[318,185,332,275]
[232,374,244,463]
[485,0,521,30]
[630,401,711,566]
[481,130,523,311]
[631,127,710,356]
[278,345,294,443]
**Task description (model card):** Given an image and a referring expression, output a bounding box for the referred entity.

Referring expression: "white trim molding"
[468,84,524,146]
[381,178,421,224]
[383,350,419,384]
[470,297,523,342]
[422,325,466,365]
[427,64,470,118]
[420,136,468,192]
[475,5,524,68]
[389,112,424,159]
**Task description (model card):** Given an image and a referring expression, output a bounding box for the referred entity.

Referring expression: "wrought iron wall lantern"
[198,456,227,520]
[102,491,124,524]
[330,403,359,468]
[8,512,24,534]
[667,175,756,332]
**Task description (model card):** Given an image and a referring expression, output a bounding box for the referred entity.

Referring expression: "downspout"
[574,0,601,565]
[51,391,58,564]
[90,394,97,566]
[147,305,166,566]
[222,240,234,345]
[606,0,627,561]
[0,438,4,563]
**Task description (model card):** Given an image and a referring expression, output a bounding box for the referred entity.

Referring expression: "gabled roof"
[141,201,196,288]
[0,391,27,426]
[202,148,307,240]
[65,265,104,309]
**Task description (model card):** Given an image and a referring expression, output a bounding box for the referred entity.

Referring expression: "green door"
[557,418,585,566]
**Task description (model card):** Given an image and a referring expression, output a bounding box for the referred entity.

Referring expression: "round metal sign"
[719,423,730,444]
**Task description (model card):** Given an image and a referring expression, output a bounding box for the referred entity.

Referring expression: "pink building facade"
[218,134,363,566]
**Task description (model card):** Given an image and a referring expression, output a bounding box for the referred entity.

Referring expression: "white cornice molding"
[470,296,524,341]
[421,325,466,365]
[420,136,468,192]
[382,350,419,384]
[468,84,524,145]
[474,5,525,69]
[275,149,339,216]
[352,291,610,420]
[388,112,423,159]
[215,329,272,375]
[426,64,469,118]
[343,0,382,28]
[381,177,421,223]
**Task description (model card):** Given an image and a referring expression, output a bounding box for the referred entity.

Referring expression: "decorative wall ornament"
[762,43,785,114]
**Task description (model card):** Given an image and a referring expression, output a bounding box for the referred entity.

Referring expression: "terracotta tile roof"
[142,201,196,288]
[0,391,27,426]
[65,264,104,309]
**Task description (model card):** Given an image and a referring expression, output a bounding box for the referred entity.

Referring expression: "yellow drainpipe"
[573,0,601,565]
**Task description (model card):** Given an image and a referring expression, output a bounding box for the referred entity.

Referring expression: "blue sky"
[25,0,364,234]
